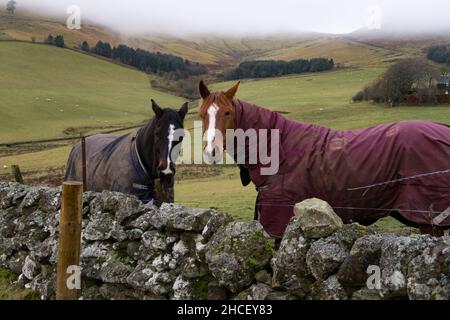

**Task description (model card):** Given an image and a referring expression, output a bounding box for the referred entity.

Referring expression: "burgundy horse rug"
[234,100,450,238]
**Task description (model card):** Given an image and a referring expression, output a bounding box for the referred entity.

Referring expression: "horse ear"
[151,99,163,118]
[178,102,188,121]
[225,81,240,100]
[199,80,210,99]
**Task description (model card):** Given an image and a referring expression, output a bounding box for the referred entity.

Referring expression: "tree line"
[427,45,450,65]
[224,58,334,80]
[80,41,207,79]
[45,34,65,48]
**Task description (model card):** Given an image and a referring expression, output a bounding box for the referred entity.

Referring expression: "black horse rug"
[65,131,156,203]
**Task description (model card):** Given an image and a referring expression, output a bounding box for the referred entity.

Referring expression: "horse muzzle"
[158,160,175,175]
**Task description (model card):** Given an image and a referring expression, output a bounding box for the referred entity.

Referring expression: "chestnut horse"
[198,80,450,239]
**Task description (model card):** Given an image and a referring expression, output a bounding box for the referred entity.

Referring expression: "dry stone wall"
[0,182,449,300]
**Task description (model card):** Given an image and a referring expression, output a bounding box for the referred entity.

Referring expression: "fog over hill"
[1,1,450,68]
[1,0,450,37]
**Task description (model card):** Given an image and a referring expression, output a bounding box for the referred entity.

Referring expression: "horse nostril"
[158,160,165,171]
[212,149,216,158]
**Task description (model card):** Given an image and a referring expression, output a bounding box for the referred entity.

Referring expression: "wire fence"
[0,124,144,147]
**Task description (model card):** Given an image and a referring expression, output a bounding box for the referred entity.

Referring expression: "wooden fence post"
[80,134,87,192]
[56,181,83,300]
[11,165,24,184]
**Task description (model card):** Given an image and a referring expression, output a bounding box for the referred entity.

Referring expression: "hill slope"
[0,41,184,142]
[0,9,407,68]
[252,37,406,67]
[0,9,123,48]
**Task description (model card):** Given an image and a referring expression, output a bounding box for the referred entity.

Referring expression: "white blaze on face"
[162,124,175,175]
[206,104,219,156]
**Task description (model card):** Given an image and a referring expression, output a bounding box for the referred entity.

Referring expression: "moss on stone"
[192,276,213,300]
[0,268,39,300]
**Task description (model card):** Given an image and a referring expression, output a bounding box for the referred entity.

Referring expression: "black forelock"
[157,108,184,128]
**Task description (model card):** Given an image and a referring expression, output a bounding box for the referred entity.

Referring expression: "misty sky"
[3,0,450,35]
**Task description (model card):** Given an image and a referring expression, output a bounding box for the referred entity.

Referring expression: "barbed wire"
[347,169,450,192]
[0,124,145,147]
[179,200,445,214]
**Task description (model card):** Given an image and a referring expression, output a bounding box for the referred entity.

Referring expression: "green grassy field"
[0,41,185,143]
[3,58,450,220]
[2,62,450,223]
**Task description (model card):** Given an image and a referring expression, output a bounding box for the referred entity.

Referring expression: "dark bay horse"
[65,99,188,205]
[198,80,450,238]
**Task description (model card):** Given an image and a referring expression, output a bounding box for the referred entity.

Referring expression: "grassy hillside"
[4,8,450,71]
[127,34,323,66]
[1,9,412,68]
[253,37,405,67]
[0,9,122,48]
[0,9,321,66]
[0,41,184,142]
[4,65,449,222]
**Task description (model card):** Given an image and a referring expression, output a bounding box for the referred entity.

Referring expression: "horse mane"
[136,118,157,178]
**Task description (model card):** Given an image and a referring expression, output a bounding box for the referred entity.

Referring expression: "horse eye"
[225,111,231,116]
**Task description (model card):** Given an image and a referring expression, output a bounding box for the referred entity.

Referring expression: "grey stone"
[22,255,40,280]
[142,230,177,252]
[265,291,298,300]
[126,263,153,289]
[145,271,176,295]
[234,283,272,300]
[98,261,133,284]
[84,213,116,241]
[172,275,210,300]
[207,281,227,300]
[351,288,383,300]
[337,234,392,292]
[293,198,343,239]
[160,203,215,232]
[125,210,156,231]
[380,234,437,298]
[271,215,313,298]
[255,270,272,285]
[310,275,348,300]
[205,221,274,293]
[306,234,349,280]
[201,211,233,241]
[407,241,450,300]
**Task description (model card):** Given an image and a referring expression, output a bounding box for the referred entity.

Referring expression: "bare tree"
[6,0,17,14]
[353,59,440,105]
[381,59,440,105]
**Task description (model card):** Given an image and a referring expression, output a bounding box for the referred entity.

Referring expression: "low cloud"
[2,0,450,36]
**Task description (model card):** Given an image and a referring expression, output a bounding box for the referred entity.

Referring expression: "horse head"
[198,80,240,163]
[139,99,188,178]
